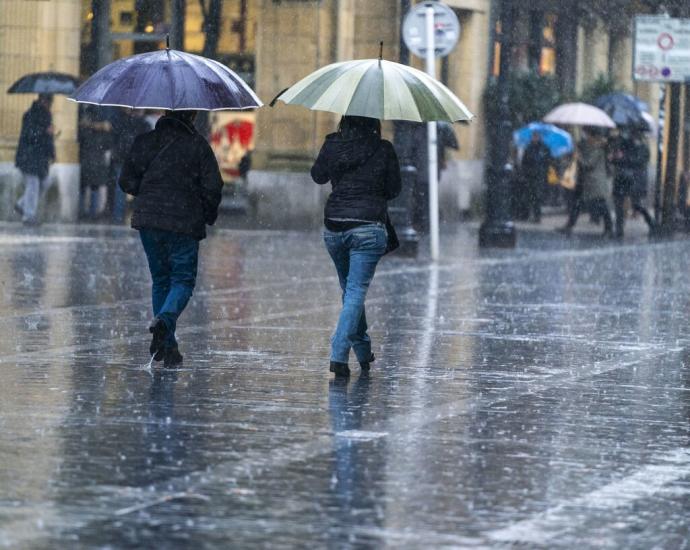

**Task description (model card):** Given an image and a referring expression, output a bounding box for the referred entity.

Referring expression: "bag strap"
[142,136,181,177]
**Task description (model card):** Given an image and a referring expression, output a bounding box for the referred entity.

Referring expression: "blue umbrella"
[594,93,649,129]
[70,46,262,111]
[513,122,573,158]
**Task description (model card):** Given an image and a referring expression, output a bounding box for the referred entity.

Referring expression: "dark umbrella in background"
[594,93,650,130]
[70,39,262,111]
[438,121,459,151]
[7,72,80,95]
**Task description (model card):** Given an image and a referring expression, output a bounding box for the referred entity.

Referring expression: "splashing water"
[142,354,155,376]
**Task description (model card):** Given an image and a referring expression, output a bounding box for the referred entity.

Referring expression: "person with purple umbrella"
[118,110,224,367]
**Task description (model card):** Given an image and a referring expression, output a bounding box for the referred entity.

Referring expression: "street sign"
[402,2,461,261]
[403,1,460,59]
[634,16,690,82]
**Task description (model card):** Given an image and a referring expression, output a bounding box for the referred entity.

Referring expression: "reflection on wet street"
[0,221,689,548]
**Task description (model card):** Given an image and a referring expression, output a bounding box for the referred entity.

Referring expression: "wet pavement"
[0,219,689,549]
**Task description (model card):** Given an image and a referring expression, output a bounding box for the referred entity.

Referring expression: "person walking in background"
[612,128,655,238]
[520,132,552,223]
[311,115,401,378]
[110,108,151,224]
[118,110,223,368]
[558,126,613,237]
[14,93,55,226]
[78,104,112,220]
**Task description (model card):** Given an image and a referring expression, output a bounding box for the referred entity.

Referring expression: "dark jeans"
[527,176,544,222]
[139,229,199,348]
[567,196,613,235]
[613,173,652,236]
[323,224,387,364]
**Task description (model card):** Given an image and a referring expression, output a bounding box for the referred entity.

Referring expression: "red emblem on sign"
[657,32,674,50]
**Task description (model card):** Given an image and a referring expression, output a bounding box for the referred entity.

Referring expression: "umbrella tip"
[166,34,170,50]
[379,41,383,62]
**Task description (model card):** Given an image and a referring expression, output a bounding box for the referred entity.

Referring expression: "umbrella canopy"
[543,102,616,128]
[7,72,79,95]
[271,59,473,122]
[594,93,649,129]
[70,48,262,111]
[514,122,573,158]
[641,111,657,134]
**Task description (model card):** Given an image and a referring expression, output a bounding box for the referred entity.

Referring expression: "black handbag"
[384,212,399,254]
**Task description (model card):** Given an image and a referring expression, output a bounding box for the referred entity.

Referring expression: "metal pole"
[478,0,516,248]
[425,5,440,261]
[661,81,682,232]
[654,85,666,223]
[171,0,186,50]
[391,0,420,257]
[93,0,112,69]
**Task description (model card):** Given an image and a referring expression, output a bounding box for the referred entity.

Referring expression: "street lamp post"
[390,0,420,257]
[479,0,516,249]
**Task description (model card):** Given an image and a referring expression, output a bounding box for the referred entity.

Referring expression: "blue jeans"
[139,229,199,348]
[323,224,387,364]
[18,173,49,223]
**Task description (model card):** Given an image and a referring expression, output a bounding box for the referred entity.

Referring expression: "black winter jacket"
[119,116,223,240]
[311,133,401,224]
[15,101,55,179]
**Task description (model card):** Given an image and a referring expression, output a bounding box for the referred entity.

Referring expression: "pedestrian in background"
[78,104,112,220]
[110,108,151,224]
[118,110,223,367]
[520,132,552,223]
[558,126,613,237]
[311,115,401,378]
[14,93,55,226]
[611,128,655,238]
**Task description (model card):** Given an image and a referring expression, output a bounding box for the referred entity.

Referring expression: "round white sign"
[402,1,461,59]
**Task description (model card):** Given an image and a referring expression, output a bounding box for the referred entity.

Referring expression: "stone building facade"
[0,1,684,226]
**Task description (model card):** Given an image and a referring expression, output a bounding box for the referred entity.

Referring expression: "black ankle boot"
[329,361,350,377]
[359,353,375,371]
[163,346,183,368]
[149,317,168,358]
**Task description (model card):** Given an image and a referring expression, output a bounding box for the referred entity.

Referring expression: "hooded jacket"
[15,100,55,179]
[118,116,223,240]
[311,132,401,224]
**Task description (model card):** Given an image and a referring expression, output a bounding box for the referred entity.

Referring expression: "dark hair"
[337,115,381,138]
[165,110,198,125]
[38,93,53,104]
[583,125,607,137]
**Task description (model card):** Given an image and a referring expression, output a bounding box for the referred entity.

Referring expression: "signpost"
[403,2,460,261]
[634,16,690,83]
[633,15,690,232]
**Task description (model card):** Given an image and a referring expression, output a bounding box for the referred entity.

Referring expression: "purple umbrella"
[70,45,262,111]
[7,72,79,95]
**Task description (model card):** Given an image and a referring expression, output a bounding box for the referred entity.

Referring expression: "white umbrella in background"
[543,102,616,128]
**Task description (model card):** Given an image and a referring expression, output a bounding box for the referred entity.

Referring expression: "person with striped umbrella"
[274,48,472,377]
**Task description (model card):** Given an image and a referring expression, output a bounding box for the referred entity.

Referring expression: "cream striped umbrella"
[270,58,473,123]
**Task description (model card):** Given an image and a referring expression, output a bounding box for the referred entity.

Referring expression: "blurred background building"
[0,0,686,226]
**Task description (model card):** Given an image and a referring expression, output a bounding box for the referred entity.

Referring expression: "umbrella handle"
[269,88,289,107]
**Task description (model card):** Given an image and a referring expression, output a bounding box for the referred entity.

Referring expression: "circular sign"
[403,1,460,59]
[657,32,675,51]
